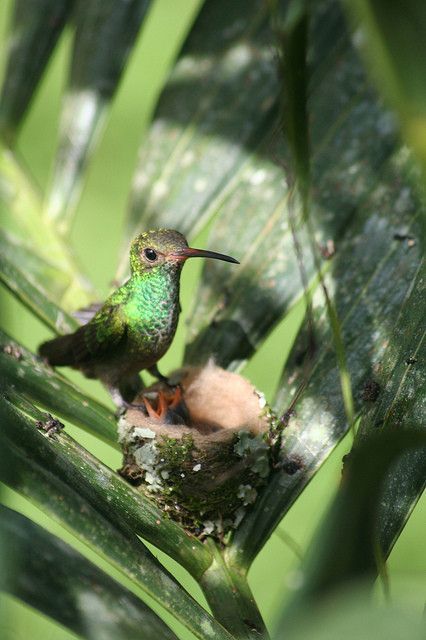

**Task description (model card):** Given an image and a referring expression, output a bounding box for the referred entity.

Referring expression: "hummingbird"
[39,229,238,411]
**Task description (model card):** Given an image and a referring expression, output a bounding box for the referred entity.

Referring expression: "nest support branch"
[200,539,269,640]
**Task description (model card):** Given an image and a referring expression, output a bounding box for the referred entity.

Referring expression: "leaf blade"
[0,329,117,446]
[118,1,401,374]
[0,394,234,640]
[229,151,425,568]
[118,0,279,277]
[0,233,78,334]
[1,504,179,640]
[356,259,426,555]
[46,0,152,232]
[0,391,212,580]
[345,0,426,172]
[0,144,93,309]
[0,0,74,143]
[182,1,398,368]
[279,428,426,620]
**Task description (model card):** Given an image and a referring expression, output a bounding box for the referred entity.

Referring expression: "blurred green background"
[0,1,424,638]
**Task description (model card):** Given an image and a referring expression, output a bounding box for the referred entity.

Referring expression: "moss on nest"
[118,360,277,538]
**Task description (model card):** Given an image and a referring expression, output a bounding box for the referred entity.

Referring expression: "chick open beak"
[173,247,239,264]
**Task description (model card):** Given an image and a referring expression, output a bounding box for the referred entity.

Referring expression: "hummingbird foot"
[148,365,169,384]
[106,385,132,418]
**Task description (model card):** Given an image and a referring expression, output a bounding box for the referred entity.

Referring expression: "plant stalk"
[200,539,269,640]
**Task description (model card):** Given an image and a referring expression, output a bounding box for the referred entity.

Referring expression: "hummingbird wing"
[72,302,128,364]
[72,301,103,325]
[39,299,128,367]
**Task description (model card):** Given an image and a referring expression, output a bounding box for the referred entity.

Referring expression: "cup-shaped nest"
[118,360,276,538]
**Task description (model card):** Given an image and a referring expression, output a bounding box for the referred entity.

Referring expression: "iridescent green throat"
[126,262,183,332]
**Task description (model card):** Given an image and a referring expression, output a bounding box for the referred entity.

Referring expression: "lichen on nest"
[118,360,277,538]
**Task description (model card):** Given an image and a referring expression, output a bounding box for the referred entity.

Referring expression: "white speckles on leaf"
[194,177,208,192]
[151,180,168,201]
[181,150,196,167]
[249,169,267,186]
[200,618,215,638]
[226,43,252,72]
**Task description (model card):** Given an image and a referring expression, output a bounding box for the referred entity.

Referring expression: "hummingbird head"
[130,229,239,274]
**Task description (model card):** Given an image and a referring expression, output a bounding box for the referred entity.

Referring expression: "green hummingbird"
[39,229,238,408]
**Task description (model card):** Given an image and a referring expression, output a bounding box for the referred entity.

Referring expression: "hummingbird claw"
[116,399,146,417]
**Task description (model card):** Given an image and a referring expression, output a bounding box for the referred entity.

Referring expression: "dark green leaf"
[0,230,72,301]
[0,329,117,446]
[182,1,397,368]
[345,0,426,172]
[1,504,179,640]
[0,232,78,334]
[0,144,93,309]
[275,0,310,205]
[279,429,426,618]
[0,395,233,640]
[274,0,356,430]
[0,392,212,581]
[118,0,280,277]
[356,260,426,555]
[275,586,425,640]
[46,0,152,232]
[230,151,424,568]
[0,0,74,143]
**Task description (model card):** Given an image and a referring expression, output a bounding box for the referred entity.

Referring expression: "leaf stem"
[200,539,269,640]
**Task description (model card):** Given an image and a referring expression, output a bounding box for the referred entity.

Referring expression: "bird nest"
[118,360,277,538]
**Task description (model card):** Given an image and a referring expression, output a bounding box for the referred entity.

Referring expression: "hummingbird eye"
[144,248,158,262]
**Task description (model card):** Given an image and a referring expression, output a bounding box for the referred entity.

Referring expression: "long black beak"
[175,247,239,264]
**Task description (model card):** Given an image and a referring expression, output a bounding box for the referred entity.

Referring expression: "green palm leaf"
[0,145,92,308]
[0,391,211,578]
[0,0,425,637]
[1,504,179,640]
[346,0,426,173]
[0,330,117,444]
[0,0,74,143]
[0,393,235,640]
[279,428,426,620]
[46,0,152,232]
